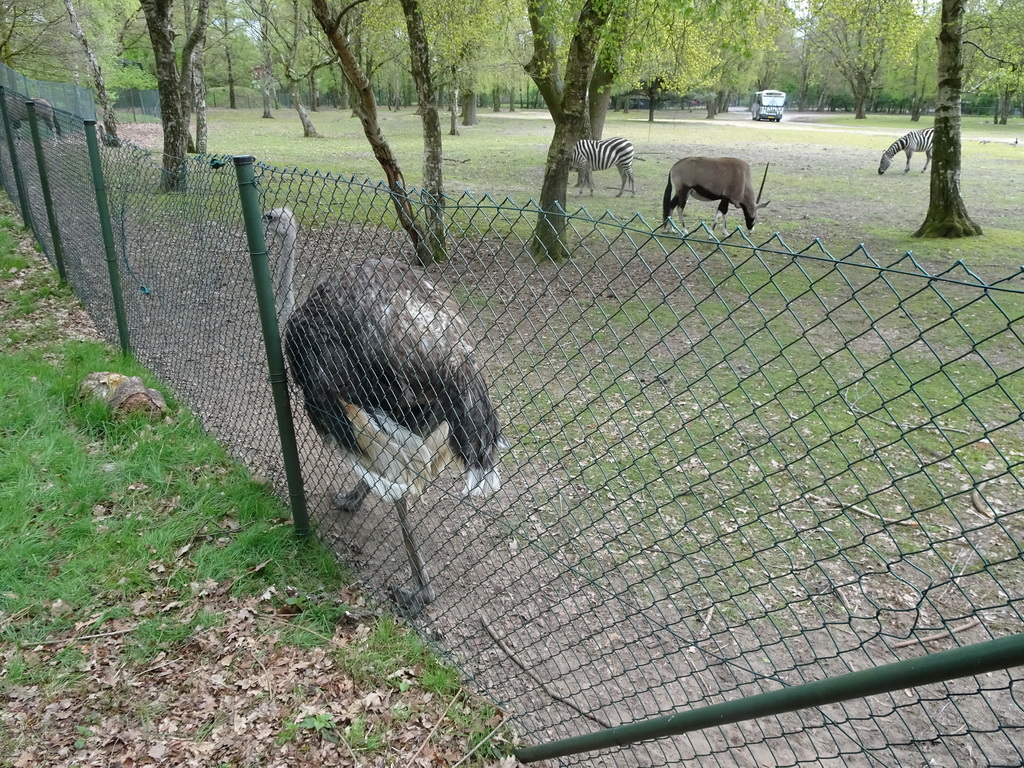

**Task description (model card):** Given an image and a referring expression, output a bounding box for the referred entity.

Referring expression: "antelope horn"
[757,162,770,204]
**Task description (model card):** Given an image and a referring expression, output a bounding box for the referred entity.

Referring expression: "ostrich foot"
[331,480,372,513]
[391,582,437,617]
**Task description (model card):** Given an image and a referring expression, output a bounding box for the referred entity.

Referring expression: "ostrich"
[261,207,506,614]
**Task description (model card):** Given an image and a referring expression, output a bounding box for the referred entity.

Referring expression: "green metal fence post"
[232,155,311,535]
[0,86,33,229]
[26,100,66,283]
[0,89,10,196]
[84,119,130,355]
[515,632,1024,763]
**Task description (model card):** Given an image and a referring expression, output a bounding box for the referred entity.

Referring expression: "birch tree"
[183,0,210,151]
[63,0,119,143]
[398,0,447,262]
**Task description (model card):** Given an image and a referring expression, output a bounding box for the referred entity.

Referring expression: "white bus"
[752,90,786,122]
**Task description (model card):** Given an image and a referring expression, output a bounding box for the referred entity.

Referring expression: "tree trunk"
[140,0,189,190]
[178,0,208,153]
[64,0,119,144]
[491,86,501,112]
[261,81,274,117]
[588,55,614,139]
[449,88,459,135]
[398,0,447,264]
[997,87,1012,125]
[797,36,810,112]
[310,0,425,261]
[226,50,237,109]
[193,58,208,152]
[914,0,981,238]
[853,93,867,118]
[460,90,478,126]
[851,72,870,118]
[337,74,349,110]
[259,1,274,118]
[287,79,320,137]
[525,0,611,261]
[910,42,922,121]
[716,89,731,114]
[189,22,208,152]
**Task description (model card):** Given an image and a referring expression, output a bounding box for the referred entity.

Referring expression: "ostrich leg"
[392,496,437,615]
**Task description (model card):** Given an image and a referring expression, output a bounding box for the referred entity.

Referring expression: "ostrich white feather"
[340,402,454,501]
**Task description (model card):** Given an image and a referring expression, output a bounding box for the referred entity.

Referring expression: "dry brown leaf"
[148,743,168,759]
[361,691,385,712]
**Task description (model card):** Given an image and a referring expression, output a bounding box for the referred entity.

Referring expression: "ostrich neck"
[277,228,297,326]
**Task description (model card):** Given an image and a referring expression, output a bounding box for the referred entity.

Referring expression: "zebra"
[570,137,636,197]
[878,128,933,175]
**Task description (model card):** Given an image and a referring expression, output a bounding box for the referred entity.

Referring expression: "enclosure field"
[158,105,1024,277]
[11,107,1024,767]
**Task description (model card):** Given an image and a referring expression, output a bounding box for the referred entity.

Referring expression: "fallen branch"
[805,493,923,529]
[482,617,612,729]
[845,404,969,435]
[892,617,982,649]
[35,626,136,647]
[700,605,715,638]
[411,689,463,762]
[450,713,510,768]
[971,481,994,519]
[0,607,30,630]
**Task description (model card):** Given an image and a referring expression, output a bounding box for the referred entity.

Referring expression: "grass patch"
[173,105,1023,288]
[0,204,513,765]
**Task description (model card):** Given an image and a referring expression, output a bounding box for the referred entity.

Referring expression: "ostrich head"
[262,206,298,239]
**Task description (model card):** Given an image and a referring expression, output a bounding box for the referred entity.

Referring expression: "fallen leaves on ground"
[1,590,515,767]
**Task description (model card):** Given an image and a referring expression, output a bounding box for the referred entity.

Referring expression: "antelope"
[662,156,769,235]
[10,98,61,140]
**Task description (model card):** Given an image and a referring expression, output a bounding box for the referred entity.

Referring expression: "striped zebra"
[878,127,933,175]
[570,137,636,197]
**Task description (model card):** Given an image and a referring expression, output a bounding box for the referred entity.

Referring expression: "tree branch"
[335,0,371,26]
[964,39,1020,70]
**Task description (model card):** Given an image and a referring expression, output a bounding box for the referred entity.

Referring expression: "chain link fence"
[113,87,162,120]
[2,83,1023,767]
[0,63,96,121]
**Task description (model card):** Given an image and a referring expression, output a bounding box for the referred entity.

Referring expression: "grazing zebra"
[878,128,934,175]
[570,137,636,197]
